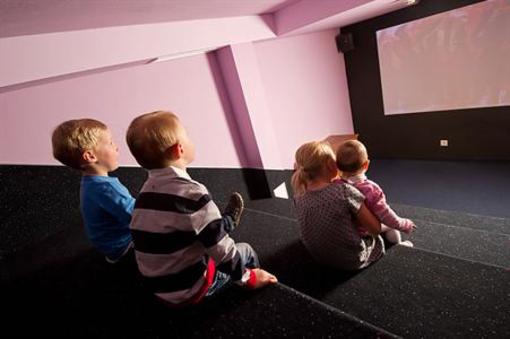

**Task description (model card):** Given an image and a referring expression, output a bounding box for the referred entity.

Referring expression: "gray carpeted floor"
[232,207,510,338]
[2,160,509,337]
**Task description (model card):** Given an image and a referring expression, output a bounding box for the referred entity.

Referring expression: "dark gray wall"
[342,0,510,160]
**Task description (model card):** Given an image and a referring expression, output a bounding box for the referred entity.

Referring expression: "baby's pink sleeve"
[363,182,413,232]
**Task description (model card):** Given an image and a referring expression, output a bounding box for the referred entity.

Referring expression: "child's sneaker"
[224,192,244,227]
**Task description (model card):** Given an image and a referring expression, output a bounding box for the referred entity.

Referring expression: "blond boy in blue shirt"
[52,119,134,263]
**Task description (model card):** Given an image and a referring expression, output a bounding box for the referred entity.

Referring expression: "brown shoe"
[224,192,244,227]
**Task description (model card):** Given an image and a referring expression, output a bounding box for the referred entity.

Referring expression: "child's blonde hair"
[126,111,181,169]
[336,140,368,174]
[291,141,336,197]
[51,119,107,170]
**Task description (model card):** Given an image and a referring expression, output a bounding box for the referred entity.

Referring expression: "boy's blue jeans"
[205,242,260,297]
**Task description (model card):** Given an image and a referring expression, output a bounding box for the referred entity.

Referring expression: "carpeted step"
[232,209,362,296]
[237,202,510,270]
[1,222,396,338]
[232,209,510,338]
[392,203,510,235]
[405,218,509,267]
[0,225,91,282]
[153,283,399,339]
[307,245,510,338]
[387,204,510,267]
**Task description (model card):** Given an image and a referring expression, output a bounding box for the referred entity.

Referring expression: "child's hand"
[402,219,417,234]
[250,268,278,289]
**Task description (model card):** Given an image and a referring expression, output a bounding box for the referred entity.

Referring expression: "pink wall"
[217,43,284,169]
[215,46,265,168]
[0,54,242,168]
[254,29,354,167]
[0,29,353,170]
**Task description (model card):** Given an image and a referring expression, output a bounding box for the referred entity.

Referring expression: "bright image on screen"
[377,0,510,115]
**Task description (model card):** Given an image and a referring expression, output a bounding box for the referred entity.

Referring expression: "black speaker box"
[336,32,354,53]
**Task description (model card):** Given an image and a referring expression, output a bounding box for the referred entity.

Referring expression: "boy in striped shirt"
[126,111,277,306]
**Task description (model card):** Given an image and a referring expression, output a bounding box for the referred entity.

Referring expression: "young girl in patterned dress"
[291,141,384,270]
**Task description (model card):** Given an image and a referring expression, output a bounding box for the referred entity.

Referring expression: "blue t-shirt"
[80,175,135,261]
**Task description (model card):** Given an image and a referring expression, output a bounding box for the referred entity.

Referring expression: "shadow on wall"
[206,52,272,199]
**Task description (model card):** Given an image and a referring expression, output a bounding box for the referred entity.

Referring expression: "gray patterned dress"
[294,181,385,270]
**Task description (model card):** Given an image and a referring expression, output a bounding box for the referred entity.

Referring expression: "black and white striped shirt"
[130,166,251,304]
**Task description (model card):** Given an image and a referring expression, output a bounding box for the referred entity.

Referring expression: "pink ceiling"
[0,0,299,38]
[0,0,415,88]
[0,0,414,39]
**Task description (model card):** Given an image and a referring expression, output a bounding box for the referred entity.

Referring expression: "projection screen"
[376,0,510,115]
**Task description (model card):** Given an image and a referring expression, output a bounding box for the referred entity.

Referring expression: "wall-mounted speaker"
[336,32,354,53]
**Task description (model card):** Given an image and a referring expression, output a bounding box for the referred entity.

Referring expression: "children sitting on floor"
[292,140,384,270]
[125,110,277,306]
[51,119,135,264]
[336,140,416,246]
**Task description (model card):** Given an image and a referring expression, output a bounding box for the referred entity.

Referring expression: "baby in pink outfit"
[335,140,416,246]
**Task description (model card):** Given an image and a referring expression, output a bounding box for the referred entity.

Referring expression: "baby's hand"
[250,268,278,289]
[402,219,417,234]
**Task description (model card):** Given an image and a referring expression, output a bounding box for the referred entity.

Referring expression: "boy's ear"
[82,150,97,163]
[363,160,370,171]
[165,143,183,160]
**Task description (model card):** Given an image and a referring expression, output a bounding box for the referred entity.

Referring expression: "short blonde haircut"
[51,119,107,170]
[336,140,368,173]
[291,141,335,197]
[126,111,181,169]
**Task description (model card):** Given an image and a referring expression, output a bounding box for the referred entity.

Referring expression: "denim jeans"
[205,242,260,297]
